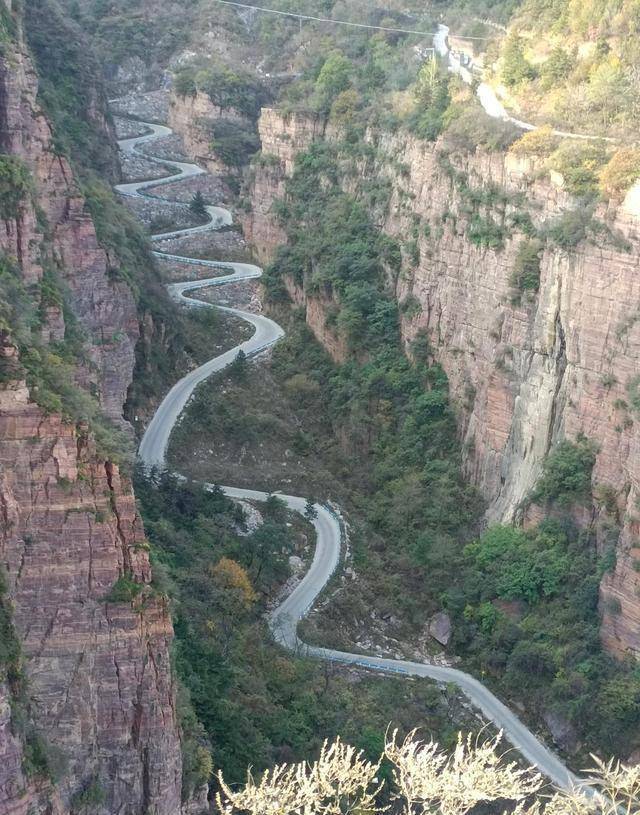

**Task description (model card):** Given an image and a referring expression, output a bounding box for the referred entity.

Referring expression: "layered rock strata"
[245,107,640,658]
[0,7,186,813]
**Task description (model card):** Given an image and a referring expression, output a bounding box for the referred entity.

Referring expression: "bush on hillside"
[509,126,559,157]
[599,148,640,198]
[531,436,597,506]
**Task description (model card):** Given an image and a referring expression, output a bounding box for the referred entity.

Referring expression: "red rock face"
[0,384,183,814]
[168,90,252,175]
[246,107,640,659]
[0,40,138,420]
[0,10,186,813]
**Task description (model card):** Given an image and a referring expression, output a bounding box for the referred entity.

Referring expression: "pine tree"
[304,497,318,521]
[189,190,207,218]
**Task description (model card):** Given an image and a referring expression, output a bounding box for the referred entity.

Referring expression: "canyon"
[1,0,640,807]
[232,105,640,659]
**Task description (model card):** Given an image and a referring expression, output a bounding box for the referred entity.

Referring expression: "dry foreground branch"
[216,731,640,815]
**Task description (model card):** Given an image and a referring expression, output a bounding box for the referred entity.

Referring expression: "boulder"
[428,611,452,646]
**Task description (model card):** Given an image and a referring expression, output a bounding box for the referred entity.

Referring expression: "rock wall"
[168,89,251,174]
[241,109,325,263]
[0,375,183,815]
[0,34,138,420]
[245,107,640,659]
[0,7,187,813]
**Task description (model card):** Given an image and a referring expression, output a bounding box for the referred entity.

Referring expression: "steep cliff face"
[245,107,640,659]
[0,370,182,815]
[0,6,186,813]
[0,20,138,420]
[242,109,326,263]
[168,89,252,174]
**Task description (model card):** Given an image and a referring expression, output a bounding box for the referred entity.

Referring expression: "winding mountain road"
[115,112,580,792]
[434,24,613,141]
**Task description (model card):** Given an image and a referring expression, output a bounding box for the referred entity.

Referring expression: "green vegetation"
[0,568,21,688]
[70,778,106,813]
[468,214,507,249]
[0,157,33,220]
[509,126,559,157]
[208,120,261,169]
[599,148,640,198]
[263,141,480,632]
[501,31,537,86]
[0,248,132,462]
[510,238,542,299]
[449,513,640,757]
[0,569,64,782]
[189,191,207,218]
[548,140,608,198]
[25,0,117,176]
[103,573,143,603]
[493,0,640,139]
[175,59,267,118]
[64,0,191,71]
[134,469,471,786]
[531,436,597,507]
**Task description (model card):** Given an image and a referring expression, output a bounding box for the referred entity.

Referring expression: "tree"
[210,557,256,608]
[304,497,318,521]
[227,349,248,381]
[509,125,558,157]
[315,51,353,113]
[189,190,207,218]
[599,148,640,197]
[531,436,597,506]
[329,89,360,126]
[540,46,573,89]
[414,56,440,107]
[501,32,536,87]
[587,56,632,126]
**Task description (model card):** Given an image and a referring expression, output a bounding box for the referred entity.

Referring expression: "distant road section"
[434,24,613,141]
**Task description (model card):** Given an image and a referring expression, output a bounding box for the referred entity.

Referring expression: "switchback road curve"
[115,110,579,792]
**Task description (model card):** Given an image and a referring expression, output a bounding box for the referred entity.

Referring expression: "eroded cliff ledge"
[0,6,186,813]
[244,107,640,659]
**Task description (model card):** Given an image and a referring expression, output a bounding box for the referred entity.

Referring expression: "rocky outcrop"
[168,89,251,174]
[0,27,138,420]
[0,7,187,813]
[245,107,640,659]
[0,376,183,815]
[242,109,326,263]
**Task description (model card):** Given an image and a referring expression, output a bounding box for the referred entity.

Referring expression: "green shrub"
[71,778,106,813]
[400,294,422,319]
[627,375,640,412]
[532,436,597,506]
[443,104,520,153]
[548,141,607,198]
[181,738,213,801]
[0,568,21,685]
[175,60,266,118]
[0,156,32,220]
[501,32,537,87]
[546,207,593,248]
[208,120,260,168]
[510,238,543,296]
[468,215,506,250]
[103,573,143,603]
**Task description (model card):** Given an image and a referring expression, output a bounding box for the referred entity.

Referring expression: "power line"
[211,0,489,40]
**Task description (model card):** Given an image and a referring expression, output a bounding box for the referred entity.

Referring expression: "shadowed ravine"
[114,109,580,792]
